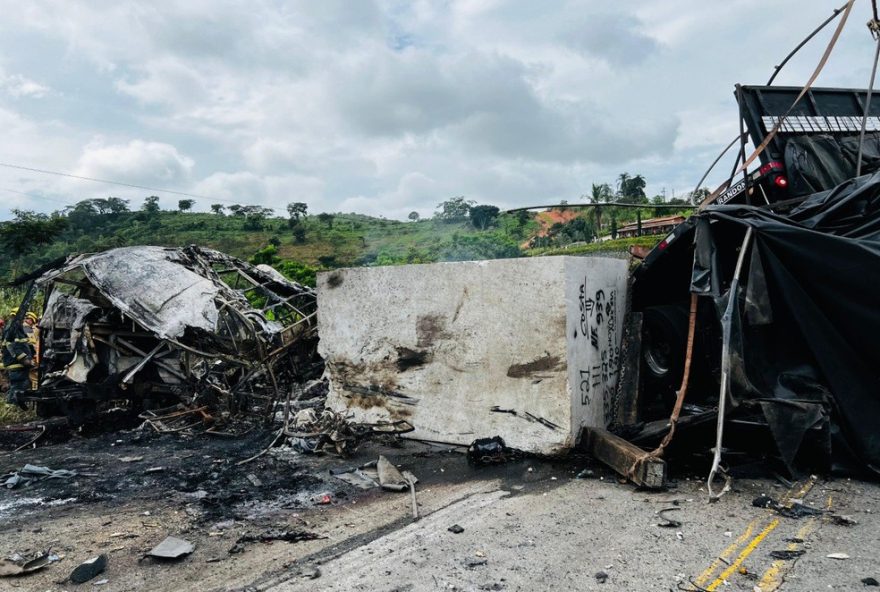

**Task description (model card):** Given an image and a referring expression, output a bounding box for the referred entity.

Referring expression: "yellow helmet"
[25,312,38,322]
[9,307,18,315]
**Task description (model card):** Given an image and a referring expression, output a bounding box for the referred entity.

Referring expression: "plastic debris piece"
[769,550,805,560]
[333,469,379,489]
[826,553,850,560]
[862,577,879,586]
[595,571,609,584]
[376,456,408,491]
[448,524,464,534]
[69,555,108,584]
[2,464,77,489]
[147,537,194,560]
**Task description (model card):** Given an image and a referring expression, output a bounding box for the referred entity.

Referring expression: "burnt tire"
[35,400,64,419]
[641,304,689,412]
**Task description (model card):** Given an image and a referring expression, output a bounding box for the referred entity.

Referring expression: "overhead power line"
[1,187,73,207]
[506,202,696,213]
[0,161,237,204]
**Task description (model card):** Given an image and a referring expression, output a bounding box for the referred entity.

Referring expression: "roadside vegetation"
[0,174,704,289]
[526,235,663,257]
[0,400,34,426]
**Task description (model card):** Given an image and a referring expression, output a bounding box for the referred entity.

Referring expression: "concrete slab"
[317,256,629,454]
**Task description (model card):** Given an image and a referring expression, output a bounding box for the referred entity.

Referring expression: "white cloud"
[1,74,50,98]
[0,1,877,219]
[75,139,195,185]
[193,171,325,210]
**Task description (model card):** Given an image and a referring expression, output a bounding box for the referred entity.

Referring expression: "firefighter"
[2,308,35,409]
[23,311,40,389]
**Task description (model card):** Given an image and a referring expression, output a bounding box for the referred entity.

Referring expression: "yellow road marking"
[755,493,831,591]
[705,518,780,591]
[693,521,758,586]
[756,518,817,591]
[691,478,817,589]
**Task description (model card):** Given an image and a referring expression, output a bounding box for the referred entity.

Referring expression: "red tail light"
[774,175,788,188]
[657,240,668,250]
[759,161,784,175]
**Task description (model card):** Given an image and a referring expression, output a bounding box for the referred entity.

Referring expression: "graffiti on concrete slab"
[575,278,621,424]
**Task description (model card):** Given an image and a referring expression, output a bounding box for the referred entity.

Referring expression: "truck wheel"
[641,305,689,410]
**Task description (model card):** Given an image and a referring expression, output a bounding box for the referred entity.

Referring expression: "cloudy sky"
[0,1,876,220]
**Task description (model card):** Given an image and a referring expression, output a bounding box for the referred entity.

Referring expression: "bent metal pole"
[707,226,754,501]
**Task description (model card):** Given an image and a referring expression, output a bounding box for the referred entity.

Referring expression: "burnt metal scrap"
[21,245,320,426]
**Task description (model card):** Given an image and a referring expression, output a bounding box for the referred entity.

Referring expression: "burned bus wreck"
[20,245,319,424]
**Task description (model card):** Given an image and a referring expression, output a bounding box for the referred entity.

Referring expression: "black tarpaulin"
[785,133,880,196]
[697,172,880,474]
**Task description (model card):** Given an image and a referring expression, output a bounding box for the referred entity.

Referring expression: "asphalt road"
[267,471,879,592]
[1,433,876,591]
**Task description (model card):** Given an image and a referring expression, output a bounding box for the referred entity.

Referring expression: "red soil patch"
[521,209,582,248]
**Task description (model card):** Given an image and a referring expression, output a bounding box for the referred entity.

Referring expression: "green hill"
[0,207,534,284]
[0,201,670,290]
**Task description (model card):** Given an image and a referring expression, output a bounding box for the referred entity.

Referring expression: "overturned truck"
[632,85,880,478]
[20,245,319,424]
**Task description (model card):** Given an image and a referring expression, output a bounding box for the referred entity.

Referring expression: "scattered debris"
[826,553,851,560]
[228,529,322,554]
[331,466,380,489]
[575,468,596,479]
[295,565,321,580]
[376,456,408,491]
[862,577,879,586]
[147,537,194,560]
[656,507,682,528]
[2,464,77,489]
[68,554,108,584]
[286,409,412,456]
[595,570,609,584]
[752,495,823,518]
[0,552,53,577]
[404,470,419,520]
[769,550,805,560]
[467,437,511,465]
[829,513,858,526]
[119,456,144,463]
[448,524,464,534]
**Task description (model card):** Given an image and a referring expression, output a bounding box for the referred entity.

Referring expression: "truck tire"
[641,304,690,410]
